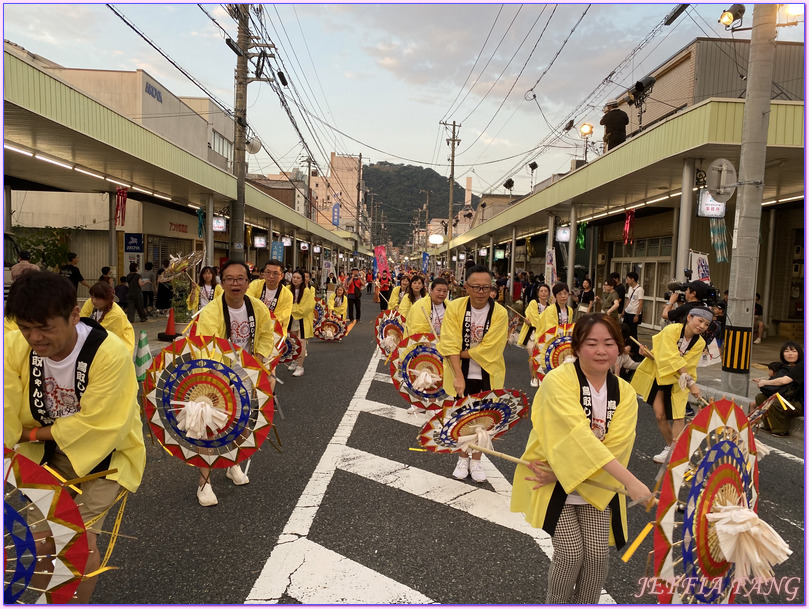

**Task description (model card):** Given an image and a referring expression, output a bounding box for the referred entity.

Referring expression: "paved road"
[95,317,804,604]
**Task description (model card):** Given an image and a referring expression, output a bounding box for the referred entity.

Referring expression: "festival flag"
[134,330,153,382]
[374,245,389,275]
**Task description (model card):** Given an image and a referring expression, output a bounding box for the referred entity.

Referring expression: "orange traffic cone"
[157,309,179,342]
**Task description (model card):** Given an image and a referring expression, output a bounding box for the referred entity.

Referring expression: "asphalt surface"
[93,313,804,604]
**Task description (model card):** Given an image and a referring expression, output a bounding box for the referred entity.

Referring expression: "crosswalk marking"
[247,352,618,603]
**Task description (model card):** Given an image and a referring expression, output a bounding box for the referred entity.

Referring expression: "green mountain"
[363,161,479,247]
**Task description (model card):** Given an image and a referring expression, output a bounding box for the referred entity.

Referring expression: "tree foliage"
[363,162,479,247]
[12,225,77,271]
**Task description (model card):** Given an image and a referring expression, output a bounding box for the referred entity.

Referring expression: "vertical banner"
[271,241,284,260]
[331,202,340,227]
[545,247,557,285]
[322,258,333,285]
[421,252,429,274]
[690,250,711,283]
[374,245,389,276]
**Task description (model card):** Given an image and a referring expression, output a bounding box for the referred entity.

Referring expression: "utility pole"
[231,4,249,262]
[420,189,430,247]
[230,3,272,262]
[721,4,777,397]
[440,121,461,268]
[355,153,363,247]
[304,156,314,220]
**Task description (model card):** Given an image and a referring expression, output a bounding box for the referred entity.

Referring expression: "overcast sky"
[3,2,805,197]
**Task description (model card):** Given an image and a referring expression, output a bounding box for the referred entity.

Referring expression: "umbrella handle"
[468,443,630,497]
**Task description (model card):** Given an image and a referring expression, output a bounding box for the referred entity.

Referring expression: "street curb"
[696,384,804,439]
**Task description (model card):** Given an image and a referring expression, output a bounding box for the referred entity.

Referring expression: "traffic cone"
[158,309,178,342]
[134,330,153,382]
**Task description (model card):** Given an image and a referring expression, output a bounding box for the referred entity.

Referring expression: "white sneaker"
[197,482,218,506]
[452,457,470,480]
[226,464,249,485]
[753,337,761,344]
[530,377,539,388]
[292,366,304,377]
[287,363,298,372]
[469,459,486,483]
[653,445,672,464]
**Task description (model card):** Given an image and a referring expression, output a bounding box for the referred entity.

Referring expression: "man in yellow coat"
[195,260,280,506]
[4,271,146,603]
[246,259,293,336]
[437,266,508,483]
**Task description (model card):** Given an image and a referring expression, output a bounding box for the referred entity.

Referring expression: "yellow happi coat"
[387,285,402,311]
[538,302,575,334]
[406,294,441,338]
[437,296,508,396]
[4,326,146,493]
[631,323,704,419]
[79,300,135,353]
[398,292,421,320]
[327,292,348,320]
[186,283,223,313]
[511,362,638,546]
[5,316,19,334]
[197,294,278,360]
[289,286,316,339]
[246,280,293,335]
[517,299,548,345]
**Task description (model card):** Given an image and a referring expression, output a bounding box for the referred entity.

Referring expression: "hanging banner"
[331,202,340,227]
[115,187,128,226]
[545,247,557,285]
[689,250,711,283]
[271,241,284,261]
[421,252,429,275]
[322,258,333,285]
[374,245,389,276]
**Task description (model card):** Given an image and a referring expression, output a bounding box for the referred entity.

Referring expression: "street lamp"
[428,234,444,246]
[719,4,745,29]
[579,123,593,162]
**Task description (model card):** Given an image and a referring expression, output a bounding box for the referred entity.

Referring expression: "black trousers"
[348,297,361,321]
[622,312,642,356]
[379,290,392,311]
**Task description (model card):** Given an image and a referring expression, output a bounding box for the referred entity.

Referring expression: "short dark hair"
[6,271,77,324]
[551,282,569,297]
[767,361,784,375]
[145,262,154,271]
[609,271,621,280]
[89,281,114,304]
[101,266,111,275]
[430,277,449,289]
[466,265,492,279]
[688,280,709,300]
[264,259,284,272]
[68,252,78,262]
[129,262,138,272]
[19,250,31,260]
[780,341,803,365]
[603,277,617,288]
[626,271,639,281]
[220,259,250,279]
[571,313,625,356]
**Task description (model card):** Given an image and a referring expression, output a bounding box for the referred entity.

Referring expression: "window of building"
[211,130,233,162]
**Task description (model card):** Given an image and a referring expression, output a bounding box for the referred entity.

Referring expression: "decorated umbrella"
[313,299,325,328]
[143,334,274,469]
[278,334,303,365]
[418,389,529,453]
[161,249,205,281]
[389,332,452,411]
[4,449,89,604]
[314,314,348,342]
[653,398,790,604]
[530,323,576,381]
[507,314,521,345]
[263,315,286,370]
[374,310,406,356]
[747,392,795,430]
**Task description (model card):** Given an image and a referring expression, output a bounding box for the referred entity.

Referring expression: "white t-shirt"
[566,378,609,505]
[43,322,92,420]
[227,304,252,353]
[625,284,644,315]
[431,302,445,336]
[466,302,491,380]
[261,286,279,309]
[558,306,569,324]
[199,284,216,309]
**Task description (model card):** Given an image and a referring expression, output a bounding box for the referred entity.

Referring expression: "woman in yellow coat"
[517,283,550,387]
[631,306,710,464]
[327,285,348,320]
[288,269,315,377]
[511,313,652,603]
[186,266,223,313]
[387,275,410,311]
[80,282,135,353]
[397,275,426,320]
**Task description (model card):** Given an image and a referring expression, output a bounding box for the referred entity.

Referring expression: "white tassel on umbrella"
[383,334,398,353]
[704,497,792,579]
[456,424,497,455]
[411,367,442,392]
[171,400,229,440]
[324,327,335,340]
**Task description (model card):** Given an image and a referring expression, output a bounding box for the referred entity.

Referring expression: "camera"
[665,269,719,307]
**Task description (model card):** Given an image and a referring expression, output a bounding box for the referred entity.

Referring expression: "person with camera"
[661,280,709,324]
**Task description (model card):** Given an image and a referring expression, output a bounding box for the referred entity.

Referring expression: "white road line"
[756,440,805,465]
[373,372,393,384]
[247,350,617,604]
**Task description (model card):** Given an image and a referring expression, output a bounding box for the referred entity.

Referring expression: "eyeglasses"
[223,277,248,284]
[466,284,491,293]
[264,271,283,277]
